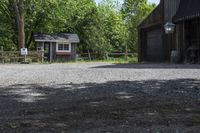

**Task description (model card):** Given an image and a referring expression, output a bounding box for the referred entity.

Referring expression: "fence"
[0,46,136,63]
[0,47,44,64]
[78,52,136,61]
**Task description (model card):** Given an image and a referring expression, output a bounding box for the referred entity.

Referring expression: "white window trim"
[56,43,71,52]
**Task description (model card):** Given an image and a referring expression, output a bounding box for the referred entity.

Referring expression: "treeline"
[0,0,155,56]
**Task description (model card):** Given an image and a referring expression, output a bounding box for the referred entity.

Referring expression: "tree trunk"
[18,16,25,49]
[12,0,25,50]
[125,44,128,60]
[87,49,91,61]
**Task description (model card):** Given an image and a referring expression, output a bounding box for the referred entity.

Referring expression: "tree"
[0,0,155,58]
[121,0,155,52]
[78,0,126,57]
[9,0,25,49]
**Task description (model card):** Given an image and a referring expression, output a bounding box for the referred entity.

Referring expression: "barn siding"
[164,0,180,22]
[138,0,200,63]
[163,0,181,61]
[138,0,164,62]
[146,28,163,61]
[138,0,186,62]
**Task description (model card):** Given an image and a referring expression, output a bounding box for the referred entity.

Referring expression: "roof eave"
[35,40,80,43]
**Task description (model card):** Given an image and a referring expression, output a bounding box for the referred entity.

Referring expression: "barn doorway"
[146,29,164,62]
[184,18,200,63]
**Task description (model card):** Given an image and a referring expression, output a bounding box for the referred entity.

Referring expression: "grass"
[37,55,138,64]
[0,55,138,64]
[76,55,138,64]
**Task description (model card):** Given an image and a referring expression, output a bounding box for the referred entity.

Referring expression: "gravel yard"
[0,63,200,132]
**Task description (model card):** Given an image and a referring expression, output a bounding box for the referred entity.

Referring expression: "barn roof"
[34,33,80,43]
[138,0,163,29]
[173,0,200,23]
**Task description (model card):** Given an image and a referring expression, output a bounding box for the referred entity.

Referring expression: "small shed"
[34,33,80,62]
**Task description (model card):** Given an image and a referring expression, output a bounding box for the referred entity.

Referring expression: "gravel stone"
[0,63,200,132]
[0,63,200,86]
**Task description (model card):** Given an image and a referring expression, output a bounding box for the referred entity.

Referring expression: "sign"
[21,48,28,55]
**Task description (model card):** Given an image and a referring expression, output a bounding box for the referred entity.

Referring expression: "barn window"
[56,43,71,52]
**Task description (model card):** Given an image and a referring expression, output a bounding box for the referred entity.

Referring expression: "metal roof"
[34,33,80,43]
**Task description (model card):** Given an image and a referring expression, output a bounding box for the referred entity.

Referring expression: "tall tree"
[121,0,155,52]
[9,0,25,49]
[0,0,155,57]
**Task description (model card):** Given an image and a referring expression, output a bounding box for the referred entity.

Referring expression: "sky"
[95,0,160,4]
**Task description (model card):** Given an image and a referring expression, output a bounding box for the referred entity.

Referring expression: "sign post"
[20,48,28,63]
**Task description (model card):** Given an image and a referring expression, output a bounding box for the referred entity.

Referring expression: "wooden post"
[138,29,141,62]
[42,42,44,63]
[176,25,180,63]
[125,44,128,60]
[1,46,4,64]
[41,48,44,63]
[87,49,91,61]
[50,42,52,63]
[183,21,186,63]
[24,54,26,63]
[105,52,109,60]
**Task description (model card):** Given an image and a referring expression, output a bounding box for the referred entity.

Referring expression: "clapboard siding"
[52,43,77,62]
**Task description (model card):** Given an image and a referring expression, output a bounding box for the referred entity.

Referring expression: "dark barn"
[138,0,200,63]
[34,33,80,62]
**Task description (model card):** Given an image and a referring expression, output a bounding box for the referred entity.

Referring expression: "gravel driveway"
[0,63,200,132]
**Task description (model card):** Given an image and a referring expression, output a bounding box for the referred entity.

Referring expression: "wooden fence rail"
[0,46,134,63]
[0,49,44,63]
[80,53,134,56]
[79,52,135,61]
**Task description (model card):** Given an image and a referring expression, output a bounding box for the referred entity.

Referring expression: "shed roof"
[173,0,200,23]
[34,33,80,43]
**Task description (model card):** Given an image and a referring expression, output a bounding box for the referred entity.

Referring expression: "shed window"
[37,42,44,51]
[56,43,71,52]
[64,44,69,50]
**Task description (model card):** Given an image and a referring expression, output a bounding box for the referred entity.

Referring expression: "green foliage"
[0,0,155,57]
[0,0,17,50]
[121,0,156,52]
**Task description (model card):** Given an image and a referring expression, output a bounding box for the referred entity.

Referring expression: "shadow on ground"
[92,63,200,69]
[0,79,200,132]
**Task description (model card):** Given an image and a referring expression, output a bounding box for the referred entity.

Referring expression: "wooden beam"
[50,42,52,63]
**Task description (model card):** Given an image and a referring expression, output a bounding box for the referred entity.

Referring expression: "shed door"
[146,29,163,62]
[44,42,50,61]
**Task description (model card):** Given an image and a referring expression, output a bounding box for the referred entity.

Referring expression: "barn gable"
[138,0,163,29]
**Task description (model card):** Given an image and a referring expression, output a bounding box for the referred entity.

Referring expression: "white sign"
[21,48,28,55]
